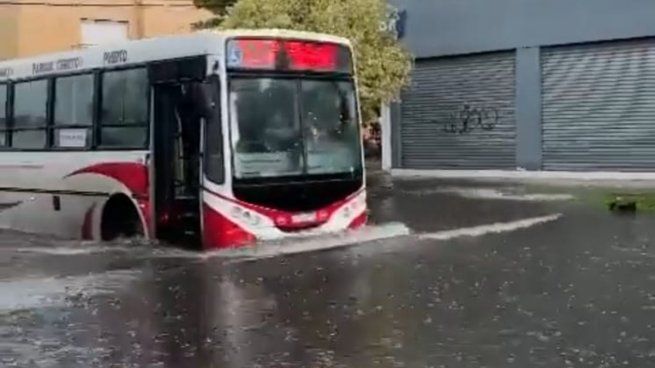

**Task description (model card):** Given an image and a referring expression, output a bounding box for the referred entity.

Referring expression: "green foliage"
[604,192,655,213]
[210,0,413,122]
[193,0,237,14]
[192,0,237,28]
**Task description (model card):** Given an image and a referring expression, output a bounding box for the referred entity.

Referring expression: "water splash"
[10,223,411,261]
[419,214,562,241]
[210,222,411,262]
[13,237,149,256]
[15,245,134,256]
[406,187,573,201]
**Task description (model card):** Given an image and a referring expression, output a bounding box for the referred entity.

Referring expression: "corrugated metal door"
[400,52,516,169]
[542,39,655,171]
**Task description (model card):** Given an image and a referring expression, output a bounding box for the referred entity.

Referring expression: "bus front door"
[152,83,201,246]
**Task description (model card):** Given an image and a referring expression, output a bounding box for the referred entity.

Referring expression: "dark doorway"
[152,82,202,246]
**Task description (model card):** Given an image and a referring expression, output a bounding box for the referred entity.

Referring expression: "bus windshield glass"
[229,78,361,179]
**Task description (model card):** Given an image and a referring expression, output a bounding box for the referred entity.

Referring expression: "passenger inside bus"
[175,85,201,196]
[302,80,359,174]
[231,79,303,177]
[230,78,360,178]
[235,82,299,154]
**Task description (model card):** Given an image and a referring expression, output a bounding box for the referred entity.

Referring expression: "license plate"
[291,212,316,223]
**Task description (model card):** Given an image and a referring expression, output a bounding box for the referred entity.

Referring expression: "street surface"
[1,171,655,367]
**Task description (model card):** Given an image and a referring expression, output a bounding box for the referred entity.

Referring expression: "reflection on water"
[12,222,410,261]
[0,270,141,312]
[0,223,412,367]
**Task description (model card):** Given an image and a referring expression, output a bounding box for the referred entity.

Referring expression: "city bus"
[0,30,366,250]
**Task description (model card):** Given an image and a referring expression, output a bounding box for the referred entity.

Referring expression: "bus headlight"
[230,206,244,217]
[231,206,263,227]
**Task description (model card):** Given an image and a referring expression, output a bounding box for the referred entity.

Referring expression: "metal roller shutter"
[400,52,516,169]
[542,39,655,171]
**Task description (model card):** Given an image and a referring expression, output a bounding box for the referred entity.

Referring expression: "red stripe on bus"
[67,162,149,198]
[202,186,365,230]
[202,186,364,215]
[202,203,255,249]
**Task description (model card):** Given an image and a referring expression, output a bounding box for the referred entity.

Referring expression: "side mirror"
[193,75,220,119]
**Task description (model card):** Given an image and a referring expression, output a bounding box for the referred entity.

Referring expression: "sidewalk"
[390,168,655,188]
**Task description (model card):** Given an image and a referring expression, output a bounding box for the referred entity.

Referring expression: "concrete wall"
[390,0,655,58]
[142,2,212,38]
[0,5,20,60]
[2,0,212,59]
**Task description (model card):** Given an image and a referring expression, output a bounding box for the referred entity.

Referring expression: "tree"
[211,0,413,123]
[192,0,237,28]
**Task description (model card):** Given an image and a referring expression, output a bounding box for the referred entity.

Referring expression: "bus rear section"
[201,36,366,249]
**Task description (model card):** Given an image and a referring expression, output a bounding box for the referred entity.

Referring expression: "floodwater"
[1,171,655,367]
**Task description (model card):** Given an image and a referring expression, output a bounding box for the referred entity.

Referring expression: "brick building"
[0,0,212,60]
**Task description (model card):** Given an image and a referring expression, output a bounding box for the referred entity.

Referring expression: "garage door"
[400,52,516,169]
[542,39,655,171]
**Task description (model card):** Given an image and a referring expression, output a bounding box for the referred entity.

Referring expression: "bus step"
[180,212,198,219]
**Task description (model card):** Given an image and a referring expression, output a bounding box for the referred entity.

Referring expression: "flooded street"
[2,172,655,367]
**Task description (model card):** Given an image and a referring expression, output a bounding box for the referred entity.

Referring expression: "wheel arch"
[100,192,149,241]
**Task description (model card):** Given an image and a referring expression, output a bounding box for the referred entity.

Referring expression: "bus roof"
[216,28,351,46]
[0,29,352,82]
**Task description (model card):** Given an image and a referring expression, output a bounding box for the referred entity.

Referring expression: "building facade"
[390,0,655,171]
[0,0,212,60]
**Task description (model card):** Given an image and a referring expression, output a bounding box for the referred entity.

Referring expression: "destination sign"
[103,50,128,65]
[32,57,83,75]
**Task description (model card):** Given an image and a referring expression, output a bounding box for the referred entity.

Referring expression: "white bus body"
[0,30,367,249]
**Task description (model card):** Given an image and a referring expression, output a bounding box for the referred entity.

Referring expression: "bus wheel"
[101,194,144,241]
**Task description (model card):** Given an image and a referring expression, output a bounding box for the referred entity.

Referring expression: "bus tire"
[101,194,144,241]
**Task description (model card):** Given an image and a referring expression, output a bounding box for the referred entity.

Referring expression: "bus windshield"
[229,78,362,179]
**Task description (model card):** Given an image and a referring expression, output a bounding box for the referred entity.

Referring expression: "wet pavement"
[1,172,655,367]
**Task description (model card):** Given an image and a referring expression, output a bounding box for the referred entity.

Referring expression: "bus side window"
[99,68,149,148]
[200,77,224,184]
[12,79,48,150]
[0,84,7,147]
[53,74,94,149]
